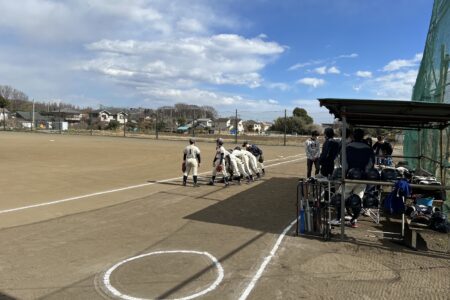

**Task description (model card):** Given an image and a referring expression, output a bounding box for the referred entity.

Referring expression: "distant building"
[92,109,128,124]
[0,108,9,121]
[244,120,262,133]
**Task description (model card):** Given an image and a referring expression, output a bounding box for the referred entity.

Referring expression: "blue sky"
[0,0,433,123]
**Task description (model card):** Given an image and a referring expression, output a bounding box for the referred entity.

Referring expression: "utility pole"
[283,109,287,146]
[59,102,62,134]
[192,109,196,137]
[156,112,159,140]
[123,111,127,137]
[235,109,238,144]
[31,99,35,131]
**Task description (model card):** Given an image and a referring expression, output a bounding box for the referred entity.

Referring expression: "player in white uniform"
[231,147,252,183]
[243,141,265,175]
[182,138,201,187]
[241,148,261,179]
[208,138,230,186]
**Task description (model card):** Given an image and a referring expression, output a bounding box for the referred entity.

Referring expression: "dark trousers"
[307,159,319,178]
[336,205,361,222]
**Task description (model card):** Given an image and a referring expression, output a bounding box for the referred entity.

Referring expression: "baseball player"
[231,147,252,183]
[241,147,261,179]
[208,138,230,186]
[182,138,201,187]
[243,141,265,175]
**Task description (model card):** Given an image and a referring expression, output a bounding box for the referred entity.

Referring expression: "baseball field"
[0,132,449,300]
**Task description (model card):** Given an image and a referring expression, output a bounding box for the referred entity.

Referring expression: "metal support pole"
[235,109,238,144]
[123,112,126,137]
[283,109,287,146]
[31,99,35,131]
[440,125,445,186]
[59,103,62,134]
[156,112,159,140]
[418,129,422,170]
[340,111,347,240]
[193,109,196,137]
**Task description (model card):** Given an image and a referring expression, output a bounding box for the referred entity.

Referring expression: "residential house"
[195,118,213,128]
[0,108,9,122]
[214,118,231,132]
[92,110,128,124]
[46,108,82,124]
[14,111,51,129]
[244,120,262,133]
[229,117,244,133]
[214,117,244,133]
[260,122,273,132]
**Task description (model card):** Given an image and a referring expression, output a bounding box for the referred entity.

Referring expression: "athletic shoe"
[350,220,358,228]
[224,182,230,187]
[207,181,215,186]
[182,181,187,186]
[330,219,341,226]
[193,183,200,187]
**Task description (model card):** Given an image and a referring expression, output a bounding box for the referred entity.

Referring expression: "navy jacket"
[346,141,375,171]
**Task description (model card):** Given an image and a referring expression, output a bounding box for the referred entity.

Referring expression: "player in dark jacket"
[319,128,339,177]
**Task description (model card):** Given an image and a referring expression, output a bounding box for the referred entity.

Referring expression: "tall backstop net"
[404,0,450,205]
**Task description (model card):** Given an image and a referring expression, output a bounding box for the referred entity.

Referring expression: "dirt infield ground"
[0,132,449,300]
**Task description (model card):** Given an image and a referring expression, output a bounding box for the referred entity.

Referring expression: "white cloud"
[82,34,284,89]
[314,66,327,75]
[267,82,290,91]
[356,71,372,78]
[338,53,358,59]
[373,69,418,98]
[313,66,340,75]
[297,77,325,88]
[288,59,324,71]
[327,66,340,74]
[382,53,423,72]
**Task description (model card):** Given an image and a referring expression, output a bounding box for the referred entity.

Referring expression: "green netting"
[404,0,450,211]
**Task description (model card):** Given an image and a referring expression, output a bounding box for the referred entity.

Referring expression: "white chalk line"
[238,218,297,300]
[0,154,306,215]
[103,250,224,300]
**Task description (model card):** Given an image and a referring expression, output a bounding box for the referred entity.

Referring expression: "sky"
[0,0,433,123]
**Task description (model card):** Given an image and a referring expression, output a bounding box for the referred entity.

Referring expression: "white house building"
[0,108,9,122]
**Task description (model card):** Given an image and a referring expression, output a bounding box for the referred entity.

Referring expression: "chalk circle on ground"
[102,250,224,300]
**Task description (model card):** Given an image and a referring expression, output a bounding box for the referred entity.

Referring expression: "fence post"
[123,111,126,137]
[156,112,159,140]
[284,109,287,146]
[235,109,238,144]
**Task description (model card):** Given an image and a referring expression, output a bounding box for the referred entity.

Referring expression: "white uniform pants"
[184,158,198,176]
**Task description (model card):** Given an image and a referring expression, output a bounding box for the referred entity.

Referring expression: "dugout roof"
[318,98,450,129]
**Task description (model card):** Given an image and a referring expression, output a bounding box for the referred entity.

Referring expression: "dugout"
[298,98,450,247]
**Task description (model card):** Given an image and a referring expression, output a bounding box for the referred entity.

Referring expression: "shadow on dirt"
[185,177,299,234]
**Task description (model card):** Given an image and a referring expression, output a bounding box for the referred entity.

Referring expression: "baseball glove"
[258,155,264,163]
[182,162,186,173]
[216,164,223,172]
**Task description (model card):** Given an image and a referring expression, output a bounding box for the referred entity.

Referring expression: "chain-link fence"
[1,107,330,146]
[404,0,450,211]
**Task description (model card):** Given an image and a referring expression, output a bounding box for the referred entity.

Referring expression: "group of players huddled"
[182,138,265,187]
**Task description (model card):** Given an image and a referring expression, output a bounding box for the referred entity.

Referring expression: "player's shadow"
[0,291,17,299]
[185,177,298,234]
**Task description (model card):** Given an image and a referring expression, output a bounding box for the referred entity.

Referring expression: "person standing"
[208,138,230,186]
[182,138,201,187]
[319,128,339,177]
[305,131,320,178]
[372,135,393,165]
[331,128,375,228]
